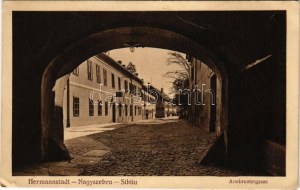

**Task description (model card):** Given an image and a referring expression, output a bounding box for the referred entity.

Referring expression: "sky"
[108,47,185,96]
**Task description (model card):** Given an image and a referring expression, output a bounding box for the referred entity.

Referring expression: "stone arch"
[41,26,228,161]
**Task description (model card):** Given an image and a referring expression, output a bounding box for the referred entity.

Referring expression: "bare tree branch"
[166,52,190,75]
[162,51,191,93]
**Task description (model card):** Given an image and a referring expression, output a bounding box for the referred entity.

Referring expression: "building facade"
[141,84,157,119]
[62,53,156,127]
[187,55,221,133]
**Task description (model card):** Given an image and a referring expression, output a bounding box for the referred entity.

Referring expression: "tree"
[163,52,190,91]
[163,52,191,119]
[163,52,190,79]
[126,62,137,74]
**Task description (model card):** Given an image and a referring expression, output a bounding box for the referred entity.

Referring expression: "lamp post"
[130,46,135,53]
[123,39,140,53]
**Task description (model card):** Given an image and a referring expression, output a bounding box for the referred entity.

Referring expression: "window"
[105,102,108,116]
[130,105,133,116]
[118,77,121,90]
[124,80,128,93]
[129,84,133,94]
[141,91,144,101]
[135,106,137,115]
[118,103,122,117]
[138,106,142,115]
[103,69,107,86]
[87,60,93,80]
[191,65,194,81]
[98,100,102,116]
[111,73,115,88]
[207,68,214,78]
[89,98,94,116]
[73,97,79,117]
[125,104,128,116]
[134,86,137,95]
[96,65,101,83]
[73,67,79,76]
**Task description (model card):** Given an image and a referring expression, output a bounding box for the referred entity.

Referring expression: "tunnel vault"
[13,12,285,171]
[42,26,228,162]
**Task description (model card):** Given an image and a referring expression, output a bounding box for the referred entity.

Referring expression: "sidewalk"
[64,123,121,140]
[133,116,179,124]
[64,116,180,140]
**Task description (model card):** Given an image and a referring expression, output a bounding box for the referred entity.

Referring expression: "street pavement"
[64,116,179,140]
[13,118,264,176]
[64,122,120,140]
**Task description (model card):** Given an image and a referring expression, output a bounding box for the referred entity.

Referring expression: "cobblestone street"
[13,119,266,176]
[64,119,258,176]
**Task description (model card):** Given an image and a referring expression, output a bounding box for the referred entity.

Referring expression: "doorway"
[112,103,116,122]
[209,75,217,132]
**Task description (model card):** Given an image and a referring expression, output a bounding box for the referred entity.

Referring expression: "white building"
[63,53,156,127]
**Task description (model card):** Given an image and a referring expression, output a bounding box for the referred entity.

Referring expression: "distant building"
[62,53,158,127]
[141,84,156,119]
[143,86,177,119]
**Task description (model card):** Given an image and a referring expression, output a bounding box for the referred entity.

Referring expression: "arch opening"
[41,27,228,161]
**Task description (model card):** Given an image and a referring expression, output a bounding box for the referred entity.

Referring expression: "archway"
[41,26,228,161]
[12,10,286,175]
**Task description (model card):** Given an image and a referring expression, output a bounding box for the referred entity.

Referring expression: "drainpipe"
[66,79,70,128]
[131,77,133,122]
[144,90,146,120]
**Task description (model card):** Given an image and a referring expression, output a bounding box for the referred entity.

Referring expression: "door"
[209,75,217,132]
[112,103,116,122]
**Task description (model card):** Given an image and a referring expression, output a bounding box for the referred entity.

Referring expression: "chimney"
[135,73,138,76]
[117,60,122,64]
[122,64,126,67]
[161,88,164,93]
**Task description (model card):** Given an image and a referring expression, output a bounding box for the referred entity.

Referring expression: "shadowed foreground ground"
[13,119,266,176]
[66,119,263,176]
